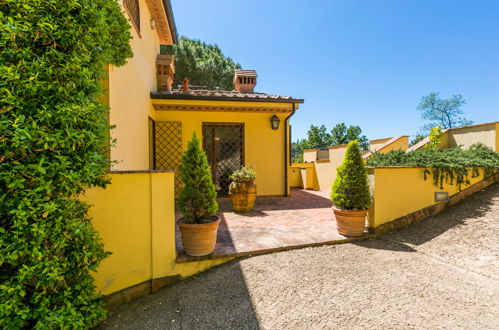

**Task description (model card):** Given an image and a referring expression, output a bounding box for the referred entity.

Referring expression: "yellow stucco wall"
[314,161,334,190]
[153,110,291,196]
[369,138,392,151]
[83,172,233,296]
[496,123,499,152]
[303,149,318,162]
[327,146,348,189]
[442,122,498,151]
[291,162,314,167]
[368,167,487,228]
[376,136,409,153]
[289,166,304,187]
[412,122,499,151]
[108,0,163,171]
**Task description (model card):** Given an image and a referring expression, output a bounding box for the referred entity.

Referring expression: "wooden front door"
[202,123,244,195]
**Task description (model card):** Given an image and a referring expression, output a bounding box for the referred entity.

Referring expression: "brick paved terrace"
[175,189,374,262]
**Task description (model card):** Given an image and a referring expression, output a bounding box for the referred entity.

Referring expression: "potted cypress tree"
[177,133,220,256]
[331,140,372,236]
[229,167,257,213]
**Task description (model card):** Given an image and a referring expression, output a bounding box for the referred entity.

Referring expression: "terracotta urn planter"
[333,208,368,236]
[229,180,257,213]
[178,216,221,256]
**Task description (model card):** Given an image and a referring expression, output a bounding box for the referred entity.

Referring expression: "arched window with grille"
[124,0,140,33]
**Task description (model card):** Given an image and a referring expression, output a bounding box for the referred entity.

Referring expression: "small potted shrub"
[331,140,372,236]
[229,167,257,213]
[177,133,220,256]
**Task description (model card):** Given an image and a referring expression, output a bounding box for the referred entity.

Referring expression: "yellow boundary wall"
[292,137,409,191]
[367,167,494,229]
[82,171,233,299]
[409,122,498,152]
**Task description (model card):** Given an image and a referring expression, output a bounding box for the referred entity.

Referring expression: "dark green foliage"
[1,0,132,327]
[366,144,499,190]
[291,138,310,163]
[173,37,241,90]
[330,123,369,150]
[417,92,473,135]
[230,167,256,183]
[331,141,372,210]
[178,133,218,224]
[306,125,333,149]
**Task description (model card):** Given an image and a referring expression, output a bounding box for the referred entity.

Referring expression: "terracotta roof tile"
[234,69,258,77]
[151,89,304,103]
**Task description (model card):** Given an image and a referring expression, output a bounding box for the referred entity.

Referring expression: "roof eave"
[150,92,304,104]
[145,0,178,44]
[162,0,178,44]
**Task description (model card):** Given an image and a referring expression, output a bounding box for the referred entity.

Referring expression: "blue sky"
[170,0,499,141]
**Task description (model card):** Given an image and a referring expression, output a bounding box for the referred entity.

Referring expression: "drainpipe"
[284,103,296,197]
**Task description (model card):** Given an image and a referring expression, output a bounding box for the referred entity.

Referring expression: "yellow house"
[87,0,304,301]
[106,1,304,196]
[150,73,304,196]
[105,0,177,171]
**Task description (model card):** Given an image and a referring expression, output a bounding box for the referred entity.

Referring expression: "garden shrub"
[426,125,443,150]
[230,167,256,183]
[178,133,219,224]
[366,143,499,190]
[1,0,132,327]
[331,140,372,210]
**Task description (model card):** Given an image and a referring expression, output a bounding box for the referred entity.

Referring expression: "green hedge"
[366,144,499,189]
[1,0,132,327]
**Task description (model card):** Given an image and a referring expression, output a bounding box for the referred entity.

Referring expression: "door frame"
[202,122,245,186]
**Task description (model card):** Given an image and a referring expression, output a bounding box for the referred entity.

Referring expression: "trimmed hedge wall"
[1,0,132,327]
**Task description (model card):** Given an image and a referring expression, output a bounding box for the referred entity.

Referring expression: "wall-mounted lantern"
[271,115,280,130]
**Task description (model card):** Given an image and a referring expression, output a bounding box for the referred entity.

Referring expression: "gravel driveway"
[101,183,499,329]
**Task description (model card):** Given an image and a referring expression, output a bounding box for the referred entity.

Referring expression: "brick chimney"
[234,69,257,93]
[156,54,174,92]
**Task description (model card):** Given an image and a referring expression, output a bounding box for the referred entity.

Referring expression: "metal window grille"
[124,0,140,32]
[203,123,244,196]
[154,121,182,193]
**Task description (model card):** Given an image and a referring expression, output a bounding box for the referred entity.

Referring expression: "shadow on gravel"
[353,237,417,252]
[99,262,260,329]
[355,183,498,252]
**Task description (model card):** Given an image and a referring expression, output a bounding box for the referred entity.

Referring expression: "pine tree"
[331,141,372,210]
[178,133,219,223]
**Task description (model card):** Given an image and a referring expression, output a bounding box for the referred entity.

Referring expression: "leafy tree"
[1,0,132,327]
[417,92,473,134]
[172,37,241,90]
[291,138,310,163]
[330,123,348,145]
[291,123,370,162]
[331,141,371,210]
[178,133,219,223]
[331,123,369,150]
[291,125,330,163]
[307,125,333,149]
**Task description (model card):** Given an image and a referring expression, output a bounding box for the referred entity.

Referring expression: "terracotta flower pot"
[333,208,368,236]
[229,180,257,213]
[178,216,220,256]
